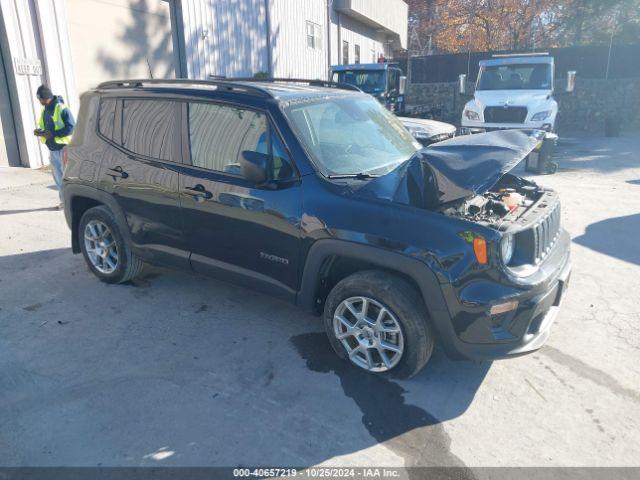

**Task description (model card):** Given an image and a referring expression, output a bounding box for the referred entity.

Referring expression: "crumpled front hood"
[397,117,457,137]
[357,129,544,209]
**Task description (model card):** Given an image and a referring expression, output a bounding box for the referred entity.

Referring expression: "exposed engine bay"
[441,173,543,228]
[356,130,549,231]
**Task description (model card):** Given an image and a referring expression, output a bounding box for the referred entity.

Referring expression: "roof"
[480,56,554,67]
[233,81,361,101]
[96,78,362,102]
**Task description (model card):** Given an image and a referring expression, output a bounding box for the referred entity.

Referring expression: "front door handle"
[185,184,213,200]
[106,166,128,179]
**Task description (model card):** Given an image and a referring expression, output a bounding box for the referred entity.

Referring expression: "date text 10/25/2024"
[233,468,402,478]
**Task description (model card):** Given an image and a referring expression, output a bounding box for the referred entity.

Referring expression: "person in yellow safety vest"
[33,85,75,209]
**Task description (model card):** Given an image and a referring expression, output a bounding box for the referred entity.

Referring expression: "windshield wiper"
[327,173,380,180]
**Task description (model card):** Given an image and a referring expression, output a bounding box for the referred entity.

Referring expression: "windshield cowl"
[327,172,380,180]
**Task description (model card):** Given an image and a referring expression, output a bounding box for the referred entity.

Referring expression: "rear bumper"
[429,233,571,361]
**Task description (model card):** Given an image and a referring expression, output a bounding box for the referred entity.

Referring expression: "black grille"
[533,202,561,264]
[484,106,528,123]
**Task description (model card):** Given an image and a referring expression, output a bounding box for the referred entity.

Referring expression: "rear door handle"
[185,184,212,200]
[106,166,128,179]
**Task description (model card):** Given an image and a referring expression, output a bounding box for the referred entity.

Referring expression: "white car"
[398,117,457,146]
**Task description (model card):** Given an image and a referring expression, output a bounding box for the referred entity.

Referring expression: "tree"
[548,0,640,47]
[405,0,640,54]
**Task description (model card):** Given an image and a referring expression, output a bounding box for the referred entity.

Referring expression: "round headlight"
[501,234,515,265]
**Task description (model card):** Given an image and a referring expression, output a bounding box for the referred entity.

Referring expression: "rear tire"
[323,270,434,378]
[79,205,143,284]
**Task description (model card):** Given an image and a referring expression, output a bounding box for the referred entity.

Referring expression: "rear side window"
[121,99,180,162]
[98,98,117,140]
[71,95,99,147]
[188,102,267,175]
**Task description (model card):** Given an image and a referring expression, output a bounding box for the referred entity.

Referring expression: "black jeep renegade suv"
[63,79,571,378]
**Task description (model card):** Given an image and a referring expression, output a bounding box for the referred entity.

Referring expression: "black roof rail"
[96,78,272,98]
[226,77,363,92]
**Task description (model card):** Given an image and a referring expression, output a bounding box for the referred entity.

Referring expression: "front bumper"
[430,231,571,361]
[460,120,554,134]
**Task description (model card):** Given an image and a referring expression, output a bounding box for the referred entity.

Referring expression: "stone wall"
[407,78,640,134]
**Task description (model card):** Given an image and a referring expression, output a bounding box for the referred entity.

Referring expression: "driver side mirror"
[240,150,269,185]
[399,76,406,96]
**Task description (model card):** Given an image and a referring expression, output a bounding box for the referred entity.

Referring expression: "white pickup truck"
[459,54,575,134]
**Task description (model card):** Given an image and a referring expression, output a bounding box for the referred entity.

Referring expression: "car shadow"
[292,332,490,470]
[0,248,489,471]
[573,213,640,266]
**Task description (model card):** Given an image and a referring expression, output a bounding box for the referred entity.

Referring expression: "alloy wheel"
[84,220,118,274]
[333,296,404,372]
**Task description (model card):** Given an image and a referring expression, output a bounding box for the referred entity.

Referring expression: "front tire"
[79,205,143,284]
[323,270,434,378]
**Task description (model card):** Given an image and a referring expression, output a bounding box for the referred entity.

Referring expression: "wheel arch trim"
[64,185,132,254]
[297,240,450,320]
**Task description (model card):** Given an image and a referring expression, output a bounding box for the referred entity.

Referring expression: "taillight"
[62,149,69,168]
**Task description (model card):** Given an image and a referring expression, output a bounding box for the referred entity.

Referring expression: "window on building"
[342,41,349,65]
[121,99,180,162]
[354,44,360,64]
[98,98,117,141]
[306,21,321,50]
[371,49,376,63]
[188,102,267,177]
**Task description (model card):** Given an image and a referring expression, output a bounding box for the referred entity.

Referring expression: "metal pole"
[605,26,615,80]
[326,0,332,79]
[337,12,342,64]
[264,0,272,77]
[407,44,411,85]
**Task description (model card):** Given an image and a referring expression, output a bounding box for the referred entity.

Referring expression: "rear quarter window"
[98,98,117,140]
[70,95,99,147]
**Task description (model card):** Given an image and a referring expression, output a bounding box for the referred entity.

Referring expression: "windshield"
[282,95,420,176]
[332,70,387,94]
[477,63,552,90]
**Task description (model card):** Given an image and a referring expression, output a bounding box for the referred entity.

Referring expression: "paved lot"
[1,134,639,469]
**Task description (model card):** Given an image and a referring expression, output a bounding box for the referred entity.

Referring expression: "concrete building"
[0,0,407,169]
